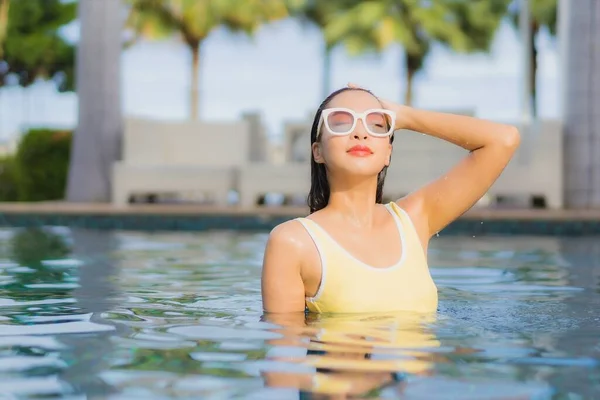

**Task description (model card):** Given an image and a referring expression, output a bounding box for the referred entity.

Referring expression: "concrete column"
[242,112,266,163]
[66,0,123,202]
[562,0,600,208]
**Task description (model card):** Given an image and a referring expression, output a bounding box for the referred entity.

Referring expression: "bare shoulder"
[266,219,311,252]
[261,219,312,313]
[263,219,313,270]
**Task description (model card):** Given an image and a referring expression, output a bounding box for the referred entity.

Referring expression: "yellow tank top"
[296,202,438,314]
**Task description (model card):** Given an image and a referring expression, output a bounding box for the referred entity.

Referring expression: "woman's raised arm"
[394,105,520,238]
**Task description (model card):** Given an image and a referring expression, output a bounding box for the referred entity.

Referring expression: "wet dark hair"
[307,87,395,214]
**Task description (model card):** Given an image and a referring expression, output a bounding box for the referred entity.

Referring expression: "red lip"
[347,144,373,155]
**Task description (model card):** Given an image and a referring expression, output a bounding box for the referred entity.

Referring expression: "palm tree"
[286,0,351,98]
[126,0,290,120]
[0,0,76,91]
[66,0,122,203]
[509,0,557,117]
[325,0,511,105]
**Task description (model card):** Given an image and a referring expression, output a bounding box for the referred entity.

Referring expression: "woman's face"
[313,90,393,179]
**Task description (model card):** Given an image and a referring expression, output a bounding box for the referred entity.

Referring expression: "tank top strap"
[385,202,426,257]
[293,217,332,262]
[294,217,332,310]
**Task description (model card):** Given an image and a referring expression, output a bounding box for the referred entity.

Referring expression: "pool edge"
[0,203,599,235]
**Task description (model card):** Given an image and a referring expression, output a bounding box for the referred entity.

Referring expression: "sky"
[0,18,559,142]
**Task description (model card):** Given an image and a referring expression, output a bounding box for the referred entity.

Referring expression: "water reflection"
[57,228,122,397]
[259,309,556,400]
[261,310,444,398]
[1,227,78,331]
[0,227,76,397]
[0,228,121,397]
[6,227,72,299]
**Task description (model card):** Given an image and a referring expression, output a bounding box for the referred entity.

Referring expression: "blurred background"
[0,0,558,137]
[0,0,594,210]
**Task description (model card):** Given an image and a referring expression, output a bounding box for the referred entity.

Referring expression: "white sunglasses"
[317,107,396,138]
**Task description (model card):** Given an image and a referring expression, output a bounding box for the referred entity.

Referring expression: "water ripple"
[0,229,598,398]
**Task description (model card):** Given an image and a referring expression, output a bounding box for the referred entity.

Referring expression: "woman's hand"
[347,82,410,131]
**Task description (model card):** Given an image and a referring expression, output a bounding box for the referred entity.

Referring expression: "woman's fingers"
[346,82,407,129]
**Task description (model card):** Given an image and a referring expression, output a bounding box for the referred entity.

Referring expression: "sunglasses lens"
[326,110,354,134]
[366,111,391,135]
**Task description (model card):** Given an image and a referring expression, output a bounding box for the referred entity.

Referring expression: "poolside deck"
[0,202,599,235]
[0,201,599,220]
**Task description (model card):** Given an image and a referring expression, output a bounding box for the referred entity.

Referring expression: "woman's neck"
[326,177,381,228]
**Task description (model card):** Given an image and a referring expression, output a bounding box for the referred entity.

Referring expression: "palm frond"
[325,0,510,71]
[126,0,290,45]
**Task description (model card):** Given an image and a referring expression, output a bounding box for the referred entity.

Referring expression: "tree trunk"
[0,0,9,59]
[530,22,538,118]
[322,43,332,99]
[561,0,600,208]
[404,60,416,106]
[403,51,424,106]
[189,42,200,120]
[66,0,123,202]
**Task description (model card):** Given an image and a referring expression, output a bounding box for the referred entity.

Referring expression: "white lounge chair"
[111,115,258,206]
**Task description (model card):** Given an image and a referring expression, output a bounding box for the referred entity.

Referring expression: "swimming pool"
[0,226,598,399]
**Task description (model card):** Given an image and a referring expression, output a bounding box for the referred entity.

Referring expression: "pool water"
[0,227,599,399]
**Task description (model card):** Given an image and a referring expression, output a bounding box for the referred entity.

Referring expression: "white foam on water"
[0,321,115,336]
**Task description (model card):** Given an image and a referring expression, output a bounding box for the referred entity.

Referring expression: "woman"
[262,84,520,314]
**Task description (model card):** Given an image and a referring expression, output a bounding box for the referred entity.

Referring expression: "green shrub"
[0,155,19,201]
[14,128,72,201]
